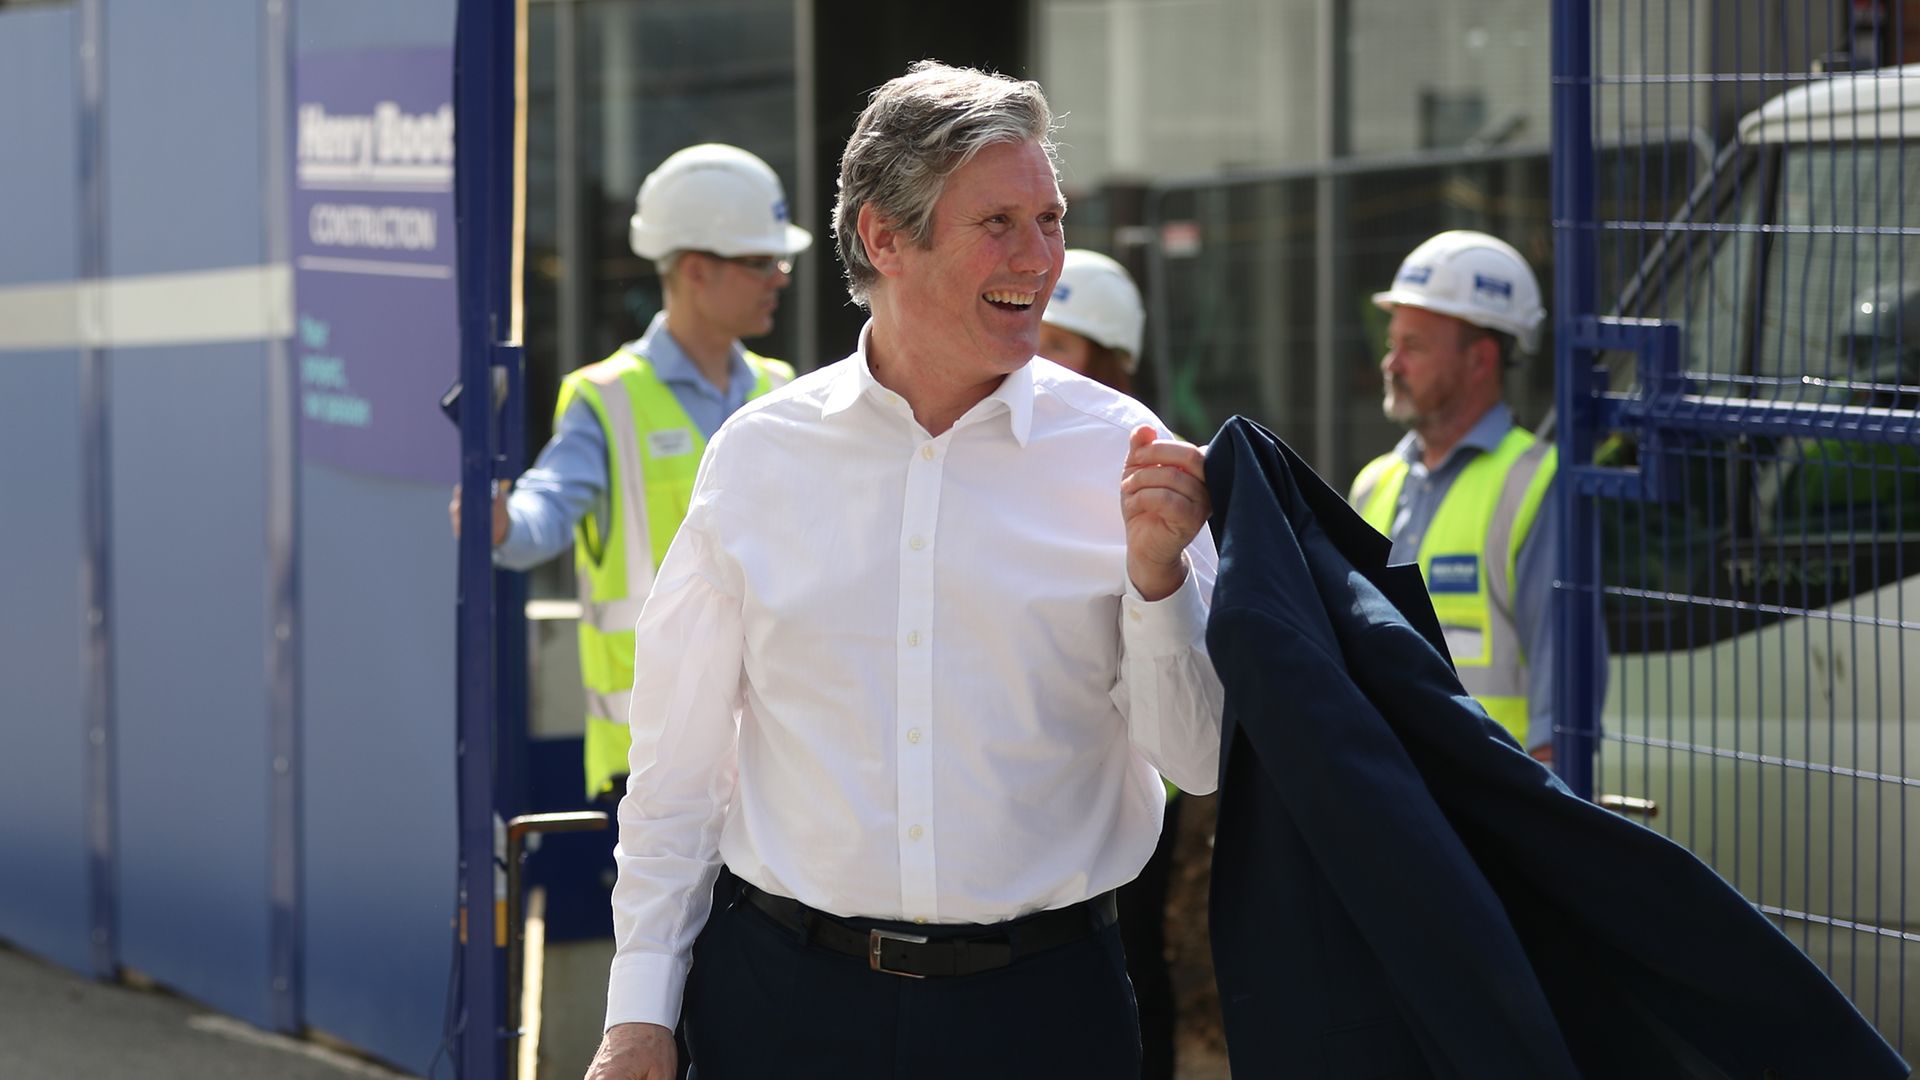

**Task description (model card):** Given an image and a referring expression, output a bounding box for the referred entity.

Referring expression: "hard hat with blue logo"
[1043,249,1146,369]
[629,143,813,260]
[1372,230,1546,354]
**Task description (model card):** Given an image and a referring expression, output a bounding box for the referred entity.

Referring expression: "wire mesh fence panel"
[1560,0,1918,1054]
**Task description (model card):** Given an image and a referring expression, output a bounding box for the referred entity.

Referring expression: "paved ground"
[0,944,419,1080]
[2,936,1232,1080]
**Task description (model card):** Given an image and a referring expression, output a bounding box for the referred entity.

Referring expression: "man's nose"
[1008,221,1054,275]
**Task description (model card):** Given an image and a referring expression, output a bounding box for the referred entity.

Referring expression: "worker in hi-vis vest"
[1348,230,1567,762]
[452,143,811,798]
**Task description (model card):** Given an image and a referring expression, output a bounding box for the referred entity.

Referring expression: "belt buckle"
[868,928,930,978]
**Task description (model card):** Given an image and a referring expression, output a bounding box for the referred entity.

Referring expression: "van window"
[1757,142,1920,400]
[1652,166,1764,392]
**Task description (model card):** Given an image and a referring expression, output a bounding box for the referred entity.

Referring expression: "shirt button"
[906,630,921,647]
[913,917,928,925]
[908,825,924,841]
[907,728,922,744]
[908,535,926,551]
[1128,609,1143,622]
[920,444,934,461]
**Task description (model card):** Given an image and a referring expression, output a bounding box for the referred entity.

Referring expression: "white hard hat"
[1372,230,1546,354]
[1043,249,1146,366]
[628,143,813,260]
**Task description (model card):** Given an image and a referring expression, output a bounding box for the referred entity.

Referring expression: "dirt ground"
[1164,791,1232,1078]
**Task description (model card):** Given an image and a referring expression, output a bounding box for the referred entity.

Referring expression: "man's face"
[688,252,791,340]
[884,139,1066,380]
[1380,304,1475,428]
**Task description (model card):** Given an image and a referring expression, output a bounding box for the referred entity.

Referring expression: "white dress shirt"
[605,324,1225,1030]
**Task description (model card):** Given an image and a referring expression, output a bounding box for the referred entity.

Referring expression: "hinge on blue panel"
[1563,316,1688,503]
[488,342,523,472]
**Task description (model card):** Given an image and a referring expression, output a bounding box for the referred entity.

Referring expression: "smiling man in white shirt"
[584,60,1224,1080]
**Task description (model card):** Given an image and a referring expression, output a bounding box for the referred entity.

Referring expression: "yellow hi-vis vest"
[1349,428,1556,744]
[559,348,792,798]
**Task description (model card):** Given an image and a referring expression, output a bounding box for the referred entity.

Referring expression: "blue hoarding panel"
[102,0,264,277]
[297,0,455,52]
[109,343,273,1027]
[0,351,91,974]
[300,461,458,1073]
[0,6,79,286]
[0,6,89,974]
[290,6,460,1071]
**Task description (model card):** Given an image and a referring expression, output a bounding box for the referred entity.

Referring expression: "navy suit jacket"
[1203,416,1907,1079]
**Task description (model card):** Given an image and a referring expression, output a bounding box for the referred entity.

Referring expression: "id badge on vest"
[1427,554,1486,662]
[647,427,696,458]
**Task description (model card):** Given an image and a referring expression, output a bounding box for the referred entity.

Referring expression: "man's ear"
[1469,333,1502,382]
[858,203,905,278]
[677,251,713,289]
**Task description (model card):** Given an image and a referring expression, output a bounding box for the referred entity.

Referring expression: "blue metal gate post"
[1550,0,1599,799]
[75,0,119,985]
[453,1,517,1076]
[262,0,303,1036]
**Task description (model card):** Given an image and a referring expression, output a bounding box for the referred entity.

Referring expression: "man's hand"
[448,479,511,547]
[583,1022,676,1080]
[1121,426,1210,602]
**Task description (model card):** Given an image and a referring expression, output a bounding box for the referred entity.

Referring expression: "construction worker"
[1038,247,1181,1080]
[1348,230,1560,761]
[1038,248,1145,396]
[451,142,811,799]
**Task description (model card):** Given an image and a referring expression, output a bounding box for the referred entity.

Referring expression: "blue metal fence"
[1554,0,1918,1053]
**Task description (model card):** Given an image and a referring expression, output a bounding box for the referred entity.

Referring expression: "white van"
[1596,63,1920,1055]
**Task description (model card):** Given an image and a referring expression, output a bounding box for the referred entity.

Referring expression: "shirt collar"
[823,321,1035,447]
[631,312,750,395]
[1395,404,1514,472]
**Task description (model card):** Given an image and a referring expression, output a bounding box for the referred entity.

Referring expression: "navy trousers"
[683,877,1142,1079]
[1115,796,1181,1080]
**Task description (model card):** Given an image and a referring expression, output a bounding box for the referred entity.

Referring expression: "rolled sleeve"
[1113,538,1225,794]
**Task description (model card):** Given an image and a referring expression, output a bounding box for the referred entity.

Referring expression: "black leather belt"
[737,882,1117,978]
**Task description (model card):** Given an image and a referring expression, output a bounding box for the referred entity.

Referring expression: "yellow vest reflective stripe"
[560,349,792,798]
[1350,429,1556,744]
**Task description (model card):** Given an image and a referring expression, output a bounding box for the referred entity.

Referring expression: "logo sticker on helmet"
[773,198,789,223]
[1398,265,1433,285]
[1473,274,1513,307]
[1052,283,1072,301]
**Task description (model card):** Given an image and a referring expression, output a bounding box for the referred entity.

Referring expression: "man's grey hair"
[831,60,1059,308]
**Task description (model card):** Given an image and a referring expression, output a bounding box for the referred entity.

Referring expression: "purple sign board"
[293,48,458,484]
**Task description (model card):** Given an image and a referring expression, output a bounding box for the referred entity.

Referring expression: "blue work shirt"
[494,313,758,571]
[1383,407,1575,752]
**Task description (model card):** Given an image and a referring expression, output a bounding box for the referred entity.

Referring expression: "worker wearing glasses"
[452,142,811,801]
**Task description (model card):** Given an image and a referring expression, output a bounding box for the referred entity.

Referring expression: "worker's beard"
[1382,377,1424,428]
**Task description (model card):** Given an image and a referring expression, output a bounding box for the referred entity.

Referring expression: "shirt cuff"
[604,951,692,1033]
[1121,554,1207,656]
[491,513,541,571]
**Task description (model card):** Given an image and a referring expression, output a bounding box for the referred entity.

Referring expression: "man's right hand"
[448,479,512,547]
[583,1022,676,1080]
